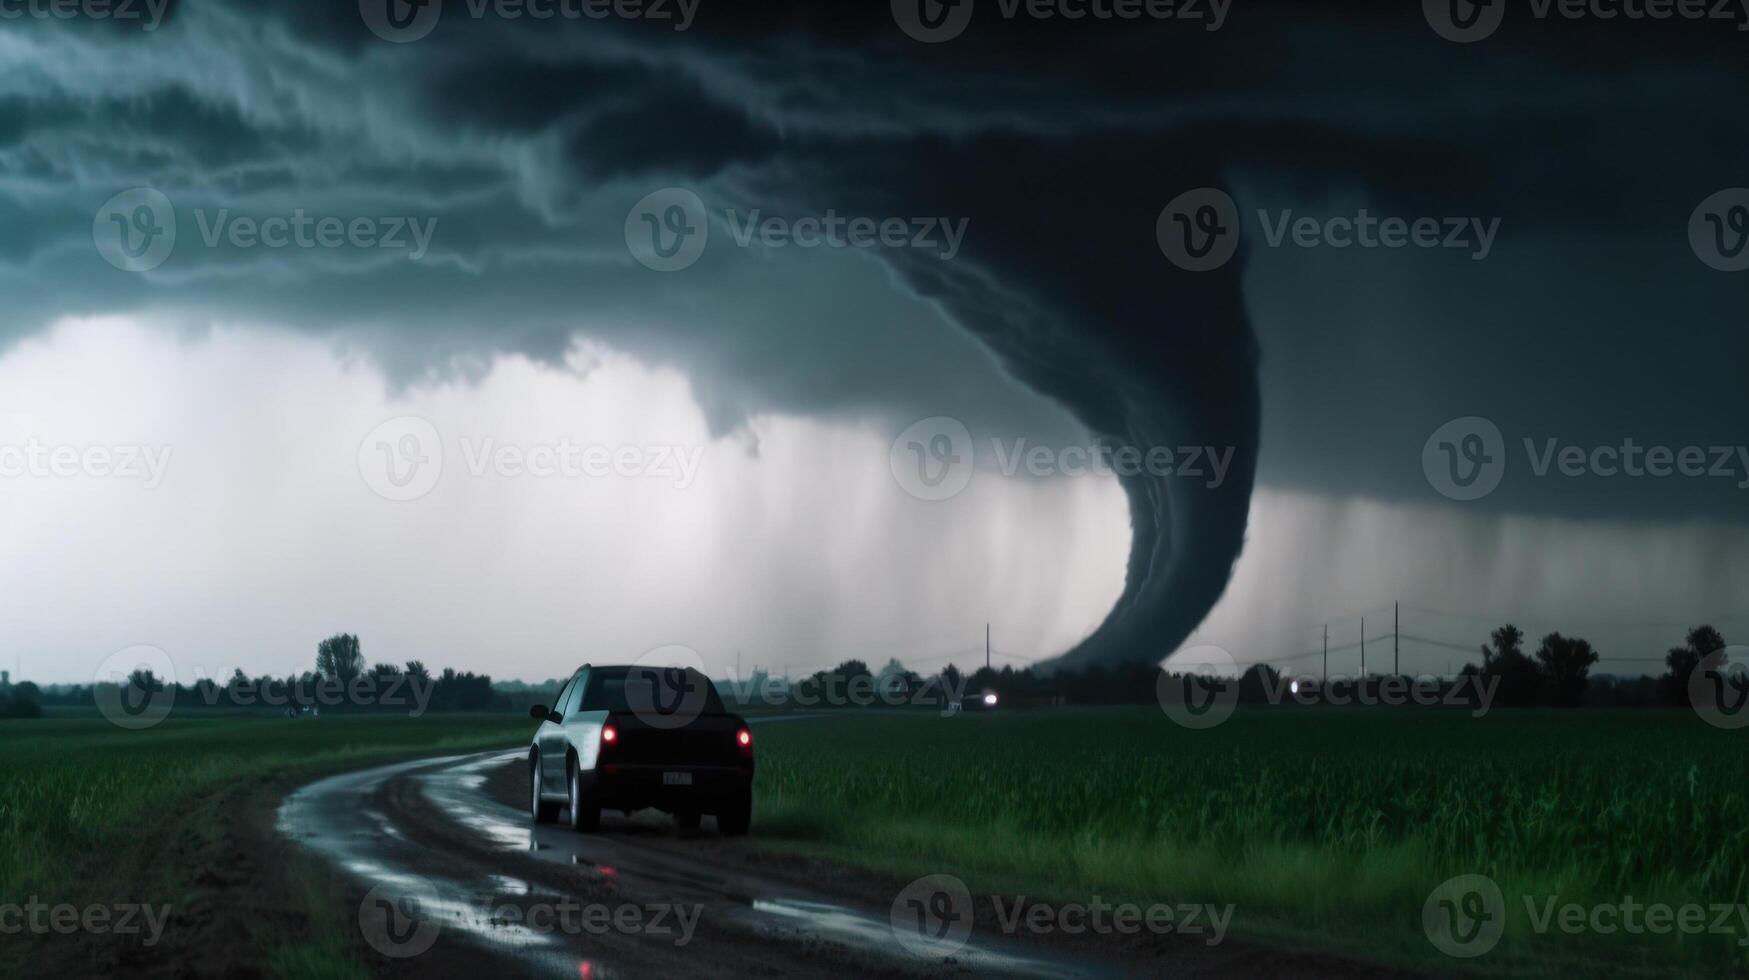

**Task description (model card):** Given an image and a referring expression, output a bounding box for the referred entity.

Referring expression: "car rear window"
[581,668,726,714]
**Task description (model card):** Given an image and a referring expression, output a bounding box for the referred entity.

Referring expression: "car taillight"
[601,724,618,744]
[736,728,752,748]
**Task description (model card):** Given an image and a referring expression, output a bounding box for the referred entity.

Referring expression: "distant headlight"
[982,693,998,707]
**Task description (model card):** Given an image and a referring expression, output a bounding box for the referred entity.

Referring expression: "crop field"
[0,714,533,902]
[752,707,1749,978]
[4,707,1744,978]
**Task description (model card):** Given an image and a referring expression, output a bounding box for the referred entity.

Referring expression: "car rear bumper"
[582,763,752,811]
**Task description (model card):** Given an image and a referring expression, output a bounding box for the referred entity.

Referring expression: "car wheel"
[567,759,600,832]
[674,809,701,830]
[715,791,751,837]
[530,754,559,824]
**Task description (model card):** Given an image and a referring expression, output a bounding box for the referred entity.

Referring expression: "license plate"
[663,772,693,786]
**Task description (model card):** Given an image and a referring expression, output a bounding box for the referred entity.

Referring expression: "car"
[527,664,755,835]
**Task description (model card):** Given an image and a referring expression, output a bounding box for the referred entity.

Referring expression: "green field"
[0,712,534,978]
[3,707,1744,978]
[752,707,1749,978]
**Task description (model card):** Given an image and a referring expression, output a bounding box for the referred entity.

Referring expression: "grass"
[5,705,1744,977]
[750,706,1749,978]
[0,711,532,978]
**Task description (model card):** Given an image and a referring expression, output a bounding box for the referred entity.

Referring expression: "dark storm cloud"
[0,0,1743,666]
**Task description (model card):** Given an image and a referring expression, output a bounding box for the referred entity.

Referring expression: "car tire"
[530,754,560,824]
[715,791,752,837]
[567,758,600,832]
[674,809,701,831]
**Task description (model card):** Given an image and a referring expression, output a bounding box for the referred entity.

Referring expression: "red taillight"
[601,724,618,744]
[736,728,752,748]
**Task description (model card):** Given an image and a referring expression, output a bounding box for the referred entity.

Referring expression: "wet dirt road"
[278,747,1130,979]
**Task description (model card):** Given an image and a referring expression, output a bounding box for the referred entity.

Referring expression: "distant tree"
[316,634,364,682]
[1478,624,1542,708]
[940,663,963,697]
[404,660,431,684]
[1239,664,1282,702]
[13,681,40,702]
[1662,626,1726,705]
[1535,632,1600,707]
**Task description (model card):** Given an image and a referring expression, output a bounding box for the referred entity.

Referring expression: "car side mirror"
[529,704,557,722]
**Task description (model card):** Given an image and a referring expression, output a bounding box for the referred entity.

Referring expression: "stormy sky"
[1,0,1745,683]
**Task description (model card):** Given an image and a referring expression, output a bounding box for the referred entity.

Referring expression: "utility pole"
[1394,602,1400,677]
[1323,624,1328,683]
[1361,617,1366,677]
[985,623,991,672]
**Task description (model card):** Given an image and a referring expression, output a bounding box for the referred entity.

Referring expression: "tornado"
[794,131,1262,670]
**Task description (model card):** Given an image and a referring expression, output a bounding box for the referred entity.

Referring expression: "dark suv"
[528,665,754,834]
